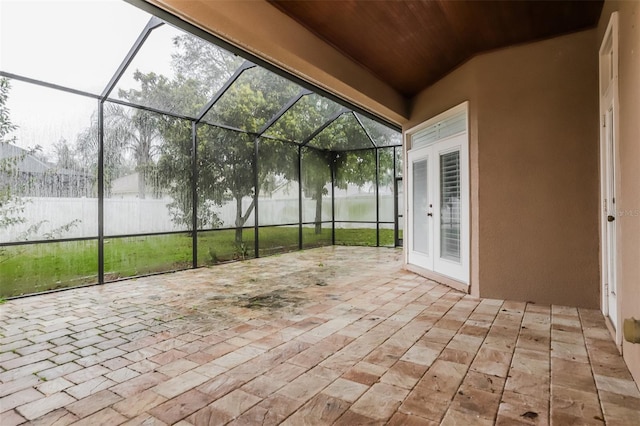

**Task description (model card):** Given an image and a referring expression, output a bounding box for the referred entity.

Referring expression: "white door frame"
[599,12,621,343]
[405,102,469,285]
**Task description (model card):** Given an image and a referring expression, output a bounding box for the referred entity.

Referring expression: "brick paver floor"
[1,246,639,425]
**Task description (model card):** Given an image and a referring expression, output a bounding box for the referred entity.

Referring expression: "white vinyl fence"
[1,194,394,243]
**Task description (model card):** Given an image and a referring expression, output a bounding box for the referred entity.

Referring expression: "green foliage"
[196,126,255,238]
[153,40,302,241]
[265,93,342,142]
[309,113,371,151]
[204,67,300,132]
[0,78,26,232]
[171,33,243,98]
[0,79,16,142]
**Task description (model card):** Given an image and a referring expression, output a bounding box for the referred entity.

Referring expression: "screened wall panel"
[301,147,332,227]
[379,223,395,247]
[334,150,377,223]
[0,240,98,298]
[102,103,192,280]
[259,225,299,256]
[0,79,99,296]
[103,234,192,280]
[396,146,404,177]
[1,80,98,243]
[334,225,377,247]
[197,124,255,232]
[301,225,332,249]
[257,139,298,226]
[103,103,191,236]
[379,147,395,222]
[197,228,255,266]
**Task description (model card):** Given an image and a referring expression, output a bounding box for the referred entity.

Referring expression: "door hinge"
[602,114,606,127]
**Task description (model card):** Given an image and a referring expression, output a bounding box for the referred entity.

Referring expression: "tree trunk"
[136,127,153,200]
[314,182,323,234]
[137,171,146,199]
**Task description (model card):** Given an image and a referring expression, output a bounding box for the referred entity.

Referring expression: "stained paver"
[1,246,639,425]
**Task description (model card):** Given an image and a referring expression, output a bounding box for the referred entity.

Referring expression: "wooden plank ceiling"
[269,0,604,97]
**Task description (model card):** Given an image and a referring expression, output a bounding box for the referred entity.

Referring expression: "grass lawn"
[0,227,395,298]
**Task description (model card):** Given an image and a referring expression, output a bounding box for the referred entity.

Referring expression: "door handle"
[427,212,433,217]
[607,215,615,222]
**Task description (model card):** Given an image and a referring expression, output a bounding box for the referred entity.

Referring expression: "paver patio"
[1,246,639,425]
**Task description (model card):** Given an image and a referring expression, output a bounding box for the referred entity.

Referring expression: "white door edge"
[599,12,620,344]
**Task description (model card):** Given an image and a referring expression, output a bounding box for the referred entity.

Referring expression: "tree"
[53,138,79,170]
[195,126,297,243]
[0,77,23,231]
[266,95,341,233]
[0,78,46,232]
[196,68,299,242]
[156,36,300,242]
[76,103,131,196]
[0,79,15,142]
[156,113,219,230]
[1,79,82,245]
[301,148,332,233]
[171,34,243,103]
[116,71,168,199]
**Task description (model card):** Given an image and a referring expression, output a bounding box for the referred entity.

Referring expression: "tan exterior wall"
[598,0,640,385]
[474,30,600,308]
[144,0,408,125]
[408,30,601,308]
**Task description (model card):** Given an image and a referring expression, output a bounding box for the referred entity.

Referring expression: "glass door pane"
[412,158,429,254]
[440,151,461,262]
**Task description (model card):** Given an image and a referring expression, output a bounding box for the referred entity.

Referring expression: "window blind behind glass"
[440,151,460,262]
[412,111,466,150]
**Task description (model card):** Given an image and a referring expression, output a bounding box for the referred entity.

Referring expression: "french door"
[408,133,469,283]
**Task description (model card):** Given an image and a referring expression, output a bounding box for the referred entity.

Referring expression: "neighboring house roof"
[0,142,87,177]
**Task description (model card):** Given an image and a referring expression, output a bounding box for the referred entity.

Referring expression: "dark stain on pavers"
[241,290,305,310]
